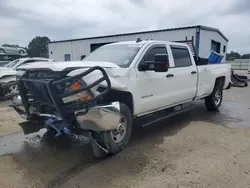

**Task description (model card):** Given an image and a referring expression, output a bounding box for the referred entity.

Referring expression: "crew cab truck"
[11,40,231,157]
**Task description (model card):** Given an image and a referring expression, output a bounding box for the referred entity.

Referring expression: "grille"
[24,82,50,102]
[23,70,69,103]
[25,70,69,80]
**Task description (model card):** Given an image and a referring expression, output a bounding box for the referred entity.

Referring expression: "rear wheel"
[205,86,223,111]
[93,103,132,155]
[19,50,25,55]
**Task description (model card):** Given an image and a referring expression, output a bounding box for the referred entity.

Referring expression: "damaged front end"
[10,66,121,157]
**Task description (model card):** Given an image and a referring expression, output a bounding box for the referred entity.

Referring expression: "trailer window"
[171,46,192,67]
[211,40,221,54]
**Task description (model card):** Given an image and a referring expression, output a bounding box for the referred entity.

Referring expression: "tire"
[205,86,223,111]
[93,103,133,155]
[0,85,5,101]
[0,82,18,100]
[19,50,25,55]
[6,83,19,100]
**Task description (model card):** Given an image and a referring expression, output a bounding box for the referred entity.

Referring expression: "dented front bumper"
[10,66,122,133]
[11,98,120,132]
[75,102,120,131]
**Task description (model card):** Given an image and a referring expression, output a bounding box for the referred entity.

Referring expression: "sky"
[0,0,249,54]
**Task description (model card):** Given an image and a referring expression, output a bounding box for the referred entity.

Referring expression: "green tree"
[27,36,51,57]
[242,54,250,59]
[226,51,241,61]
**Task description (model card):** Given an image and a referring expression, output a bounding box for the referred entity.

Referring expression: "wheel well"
[215,76,225,89]
[102,89,134,115]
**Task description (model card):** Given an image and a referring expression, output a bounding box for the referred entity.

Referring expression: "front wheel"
[93,103,132,155]
[2,83,19,100]
[205,86,223,111]
[19,50,25,55]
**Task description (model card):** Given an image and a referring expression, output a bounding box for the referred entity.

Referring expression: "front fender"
[0,75,17,84]
[67,68,130,92]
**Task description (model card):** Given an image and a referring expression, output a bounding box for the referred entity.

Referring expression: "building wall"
[48,28,197,61]
[199,29,228,62]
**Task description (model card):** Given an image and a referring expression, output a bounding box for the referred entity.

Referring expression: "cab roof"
[107,40,190,48]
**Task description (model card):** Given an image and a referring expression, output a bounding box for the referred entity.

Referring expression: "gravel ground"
[62,122,250,188]
[0,86,250,188]
[0,102,22,136]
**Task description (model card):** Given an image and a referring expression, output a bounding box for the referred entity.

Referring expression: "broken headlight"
[62,79,93,103]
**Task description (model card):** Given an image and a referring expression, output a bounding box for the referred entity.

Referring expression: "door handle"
[166,73,174,78]
[191,71,197,74]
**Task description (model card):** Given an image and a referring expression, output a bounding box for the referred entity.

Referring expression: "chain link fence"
[227,59,250,70]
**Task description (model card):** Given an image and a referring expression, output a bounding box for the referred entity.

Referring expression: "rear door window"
[170,46,192,67]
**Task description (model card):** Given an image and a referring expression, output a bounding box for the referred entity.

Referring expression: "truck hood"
[18,60,130,93]
[17,61,120,71]
[0,67,17,78]
[68,67,131,92]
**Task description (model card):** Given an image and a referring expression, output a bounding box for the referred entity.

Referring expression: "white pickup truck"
[12,40,231,157]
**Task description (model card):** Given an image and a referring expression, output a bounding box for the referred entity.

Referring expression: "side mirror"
[138,62,149,71]
[154,54,169,72]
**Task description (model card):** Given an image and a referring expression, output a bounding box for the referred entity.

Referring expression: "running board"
[141,104,195,128]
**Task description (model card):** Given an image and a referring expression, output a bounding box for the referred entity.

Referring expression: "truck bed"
[196,64,231,98]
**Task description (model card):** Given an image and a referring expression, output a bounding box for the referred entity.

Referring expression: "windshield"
[83,44,142,67]
[4,59,20,68]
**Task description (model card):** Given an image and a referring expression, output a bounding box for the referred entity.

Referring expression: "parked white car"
[0,44,27,55]
[0,57,54,99]
[12,40,231,157]
[0,54,27,67]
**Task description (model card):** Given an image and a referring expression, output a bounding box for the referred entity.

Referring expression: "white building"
[48,25,228,63]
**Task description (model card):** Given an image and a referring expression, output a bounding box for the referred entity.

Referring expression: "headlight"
[62,80,93,103]
[16,70,25,76]
[16,70,25,81]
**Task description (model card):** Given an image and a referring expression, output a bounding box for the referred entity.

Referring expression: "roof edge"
[49,25,228,44]
[49,25,198,44]
[199,25,229,42]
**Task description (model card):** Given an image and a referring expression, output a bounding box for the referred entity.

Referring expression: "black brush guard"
[18,66,111,124]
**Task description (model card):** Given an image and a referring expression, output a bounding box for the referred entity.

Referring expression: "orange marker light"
[68,81,92,102]
[70,81,81,90]
[80,95,92,101]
